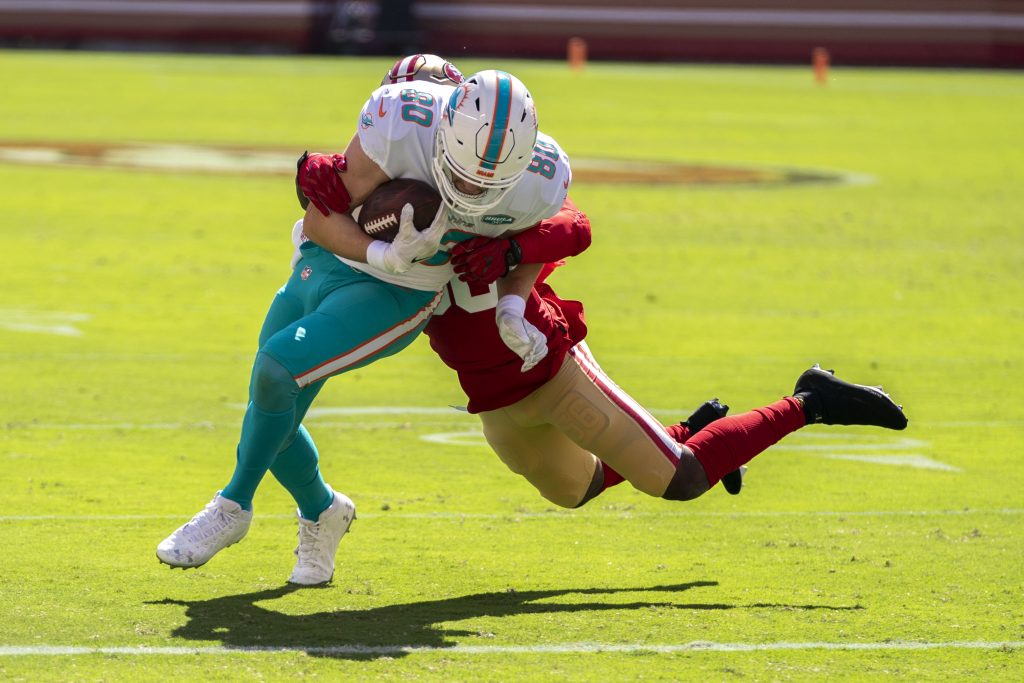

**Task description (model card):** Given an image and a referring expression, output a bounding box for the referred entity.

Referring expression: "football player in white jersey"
[157,66,573,584]
[300,57,909,517]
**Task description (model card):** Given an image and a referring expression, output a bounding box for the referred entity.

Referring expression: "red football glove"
[450,236,523,284]
[295,151,351,216]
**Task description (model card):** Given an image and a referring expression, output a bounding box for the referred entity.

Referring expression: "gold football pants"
[478,343,682,507]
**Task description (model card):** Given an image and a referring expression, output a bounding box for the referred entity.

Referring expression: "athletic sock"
[685,397,805,487]
[666,423,692,443]
[599,460,626,492]
[270,425,334,520]
[221,401,295,510]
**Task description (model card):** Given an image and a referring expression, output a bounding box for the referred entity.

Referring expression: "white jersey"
[334,82,572,291]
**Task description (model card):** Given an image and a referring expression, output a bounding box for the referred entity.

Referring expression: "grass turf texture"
[0,50,1022,680]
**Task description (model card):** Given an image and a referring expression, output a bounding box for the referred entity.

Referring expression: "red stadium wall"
[417,0,1024,67]
[2,0,1023,67]
[0,0,315,51]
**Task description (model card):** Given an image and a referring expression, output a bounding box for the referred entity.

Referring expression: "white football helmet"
[381,54,464,87]
[432,70,539,216]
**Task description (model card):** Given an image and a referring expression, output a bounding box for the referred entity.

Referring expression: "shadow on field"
[150,582,863,659]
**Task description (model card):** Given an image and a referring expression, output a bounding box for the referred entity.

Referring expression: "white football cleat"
[288,491,356,586]
[156,493,252,568]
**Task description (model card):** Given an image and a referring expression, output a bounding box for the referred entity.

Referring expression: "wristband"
[496,294,527,318]
[506,238,523,270]
[365,240,392,272]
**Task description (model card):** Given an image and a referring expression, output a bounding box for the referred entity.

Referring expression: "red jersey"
[423,200,592,413]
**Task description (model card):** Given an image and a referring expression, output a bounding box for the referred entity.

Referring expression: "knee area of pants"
[539,488,581,509]
[632,478,672,499]
[661,480,705,501]
[251,353,300,411]
[661,458,710,501]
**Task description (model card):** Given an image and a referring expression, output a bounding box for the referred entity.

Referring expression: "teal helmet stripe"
[479,71,513,171]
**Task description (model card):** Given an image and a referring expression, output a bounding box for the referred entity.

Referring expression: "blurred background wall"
[1,0,1022,66]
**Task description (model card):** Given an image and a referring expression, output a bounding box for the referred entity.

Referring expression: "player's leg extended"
[478,407,602,508]
[671,365,908,496]
[526,344,686,498]
[156,269,309,569]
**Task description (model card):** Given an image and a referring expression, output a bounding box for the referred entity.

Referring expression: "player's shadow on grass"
[150,581,863,660]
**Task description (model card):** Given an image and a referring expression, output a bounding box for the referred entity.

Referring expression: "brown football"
[357,179,442,243]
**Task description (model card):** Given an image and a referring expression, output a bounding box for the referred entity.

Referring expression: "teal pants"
[221,242,439,518]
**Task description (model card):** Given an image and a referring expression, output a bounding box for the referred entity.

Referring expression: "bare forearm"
[298,133,393,263]
[301,204,374,262]
[497,262,544,301]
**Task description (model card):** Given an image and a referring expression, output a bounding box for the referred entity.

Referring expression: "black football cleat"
[681,399,745,495]
[720,466,746,495]
[793,364,908,430]
[684,398,729,432]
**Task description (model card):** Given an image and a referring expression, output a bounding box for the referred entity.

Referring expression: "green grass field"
[0,50,1022,680]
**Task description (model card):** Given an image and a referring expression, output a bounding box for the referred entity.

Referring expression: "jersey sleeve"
[355,84,443,182]
[505,132,572,229]
[513,196,592,264]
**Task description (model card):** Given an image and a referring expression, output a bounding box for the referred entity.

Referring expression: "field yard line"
[7,421,461,430]
[10,418,1024,429]
[0,641,1020,656]
[0,509,1020,522]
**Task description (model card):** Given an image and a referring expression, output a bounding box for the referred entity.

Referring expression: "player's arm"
[512,196,592,263]
[496,262,544,301]
[299,134,388,261]
[493,262,548,372]
[450,197,592,284]
[299,135,444,273]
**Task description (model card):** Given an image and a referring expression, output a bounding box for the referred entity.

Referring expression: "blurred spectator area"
[1,0,1022,66]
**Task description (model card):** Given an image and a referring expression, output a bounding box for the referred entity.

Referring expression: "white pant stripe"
[294,291,442,387]
[569,344,682,463]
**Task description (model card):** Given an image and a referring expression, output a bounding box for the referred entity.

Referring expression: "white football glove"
[366,203,448,274]
[495,295,548,373]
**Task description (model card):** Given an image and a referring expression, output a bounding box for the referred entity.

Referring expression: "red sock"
[666,423,692,443]
[685,397,805,486]
[599,461,625,491]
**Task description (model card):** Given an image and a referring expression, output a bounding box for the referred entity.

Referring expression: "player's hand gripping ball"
[357,179,442,243]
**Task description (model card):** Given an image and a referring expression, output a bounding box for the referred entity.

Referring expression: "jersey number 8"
[400,89,435,127]
[527,140,559,179]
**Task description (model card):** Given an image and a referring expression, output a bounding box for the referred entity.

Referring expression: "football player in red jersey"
[431,201,908,508]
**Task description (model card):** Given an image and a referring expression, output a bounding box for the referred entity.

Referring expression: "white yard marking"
[0,641,1020,656]
[767,433,960,471]
[421,431,488,446]
[2,406,964,471]
[0,310,90,336]
[820,454,960,472]
[305,406,466,416]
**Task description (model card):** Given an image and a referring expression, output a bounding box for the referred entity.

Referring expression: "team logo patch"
[446,213,475,229]
[360,112,374,129]
[446,85,469,125]
[444,62,464,84]
[482,214,514,225]
[301,266,312,280]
